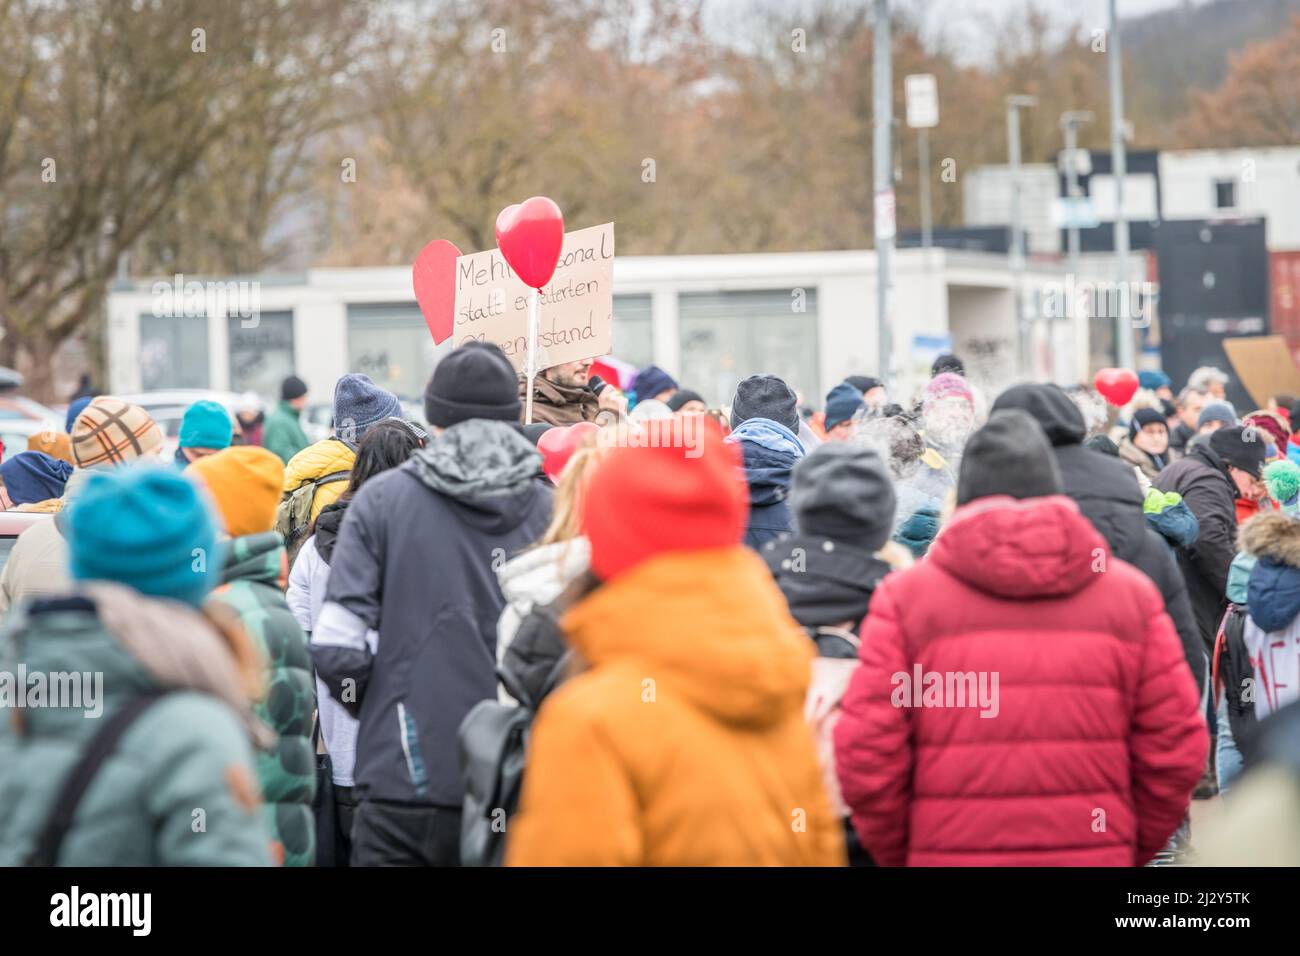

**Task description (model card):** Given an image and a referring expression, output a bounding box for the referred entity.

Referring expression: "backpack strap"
[27,692,167,867]
[285,470,351,499]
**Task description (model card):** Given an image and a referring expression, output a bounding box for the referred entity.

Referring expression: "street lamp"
[1007,94,1037,378]
[1059,110,1094,282]
[873,0,894,390]
[1108,0,1134,369]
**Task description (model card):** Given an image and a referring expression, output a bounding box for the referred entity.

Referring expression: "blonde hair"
[539,442,608,546]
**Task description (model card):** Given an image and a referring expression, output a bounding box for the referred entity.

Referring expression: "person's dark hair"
[1276,394,1297,413]
[344,418,423,498]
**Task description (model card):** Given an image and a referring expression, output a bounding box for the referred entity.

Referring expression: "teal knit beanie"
[179,400,233,450]
[67,465,222,607]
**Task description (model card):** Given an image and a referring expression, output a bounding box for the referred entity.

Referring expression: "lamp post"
[1108,0,1134,369]
[1007,93,1038,377]
[873,0,894,390]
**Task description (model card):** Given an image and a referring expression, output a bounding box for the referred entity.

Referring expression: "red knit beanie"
[582,418,749,581]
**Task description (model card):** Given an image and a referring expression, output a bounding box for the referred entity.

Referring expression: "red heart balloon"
[411,239,462,344]
[1094,367,1140,406]
[494,197,564,290]
[536,421,599,484]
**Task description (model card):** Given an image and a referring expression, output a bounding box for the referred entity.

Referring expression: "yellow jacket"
[507,547,845,867]
[282,439,356,523]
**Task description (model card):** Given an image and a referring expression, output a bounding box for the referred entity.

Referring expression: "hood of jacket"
[1241,512,1300,568]
[764,533,895,629]
[561,546,812,728]
[1242,512,1300,630]
[1247,558,1300,632]
[405,419,545,533]
[991,383,1087,447]
[728,418,804,508]
[313,499,349,565]
[284,438,355,491]
[498,537,591,610]
[219,531,286,588]
[5,584,271,747]
[928,494,1107,599]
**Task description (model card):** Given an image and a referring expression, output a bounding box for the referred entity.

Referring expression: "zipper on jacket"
[396,701,429,797]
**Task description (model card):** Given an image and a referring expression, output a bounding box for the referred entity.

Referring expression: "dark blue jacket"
[1248,558,1300,632]
[728,419,804,550]
[312,421,551,807]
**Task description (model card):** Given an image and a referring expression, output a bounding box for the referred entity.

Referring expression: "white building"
[106,248,1110,413]
[1159,147,1300,250]
[963,146,1300,252]
[963,164,1062,255]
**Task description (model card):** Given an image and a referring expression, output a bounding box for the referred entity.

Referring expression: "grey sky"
[709,0,1218,64]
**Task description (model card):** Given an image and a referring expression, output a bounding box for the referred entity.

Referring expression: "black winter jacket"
[992,384,1207,693]
[313,421,552,807]
[1153,442,1239,653]
[762,533,892,633]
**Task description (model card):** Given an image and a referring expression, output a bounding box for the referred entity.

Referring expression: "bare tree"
[0,0,365,399]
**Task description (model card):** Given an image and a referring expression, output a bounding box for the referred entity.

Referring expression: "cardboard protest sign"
[453,222,614,373]
[1223,335,1300,408]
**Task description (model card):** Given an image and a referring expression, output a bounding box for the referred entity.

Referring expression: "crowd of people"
[1,345,1299,867]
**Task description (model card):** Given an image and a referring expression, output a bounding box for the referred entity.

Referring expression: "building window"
[612,294,653,368]
[1214,179,1237,209]
[677,289,819,409]
[228,311,295,400]
[346,303,444,402]
[140,313,209,390]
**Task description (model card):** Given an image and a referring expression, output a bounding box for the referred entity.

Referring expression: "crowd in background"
[2,344,1299,867]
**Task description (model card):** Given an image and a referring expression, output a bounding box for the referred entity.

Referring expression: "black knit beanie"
[730,374,798,431]
[791,444,896,552]
[423,342,521,428]
[956,409,1063,505]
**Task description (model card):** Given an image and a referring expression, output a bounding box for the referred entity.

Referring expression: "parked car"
[112,390,267,458]
[302,397,427,444]
[0,511,52,574]
[0,420,64,462]
[0,395,62,424]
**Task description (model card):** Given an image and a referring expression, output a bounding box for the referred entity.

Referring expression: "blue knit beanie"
[631,365,678,404]
[333,373,401,445]
[68,465,222,607]
[65,396,92,434]
[824,382,866,432]
[1138,370,1171,391]
[0,451,73,505]
[179,400,233,450]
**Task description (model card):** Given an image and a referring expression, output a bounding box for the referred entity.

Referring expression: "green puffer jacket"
[263,400,311,465]
[209,531,316,867]
[0,591,272,866]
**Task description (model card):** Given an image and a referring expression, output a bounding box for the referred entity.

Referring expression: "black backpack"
[1217,604,1260,761]
[457,650,570,867]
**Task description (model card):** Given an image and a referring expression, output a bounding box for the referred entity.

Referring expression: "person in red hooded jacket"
[833,408,1208,866]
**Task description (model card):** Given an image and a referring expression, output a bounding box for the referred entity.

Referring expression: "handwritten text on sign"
[453,222,615,373]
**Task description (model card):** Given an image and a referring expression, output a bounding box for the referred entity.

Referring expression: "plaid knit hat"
[71,396,164,469]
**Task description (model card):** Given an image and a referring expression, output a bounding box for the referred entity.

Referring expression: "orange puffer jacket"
[507,546,845,867]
